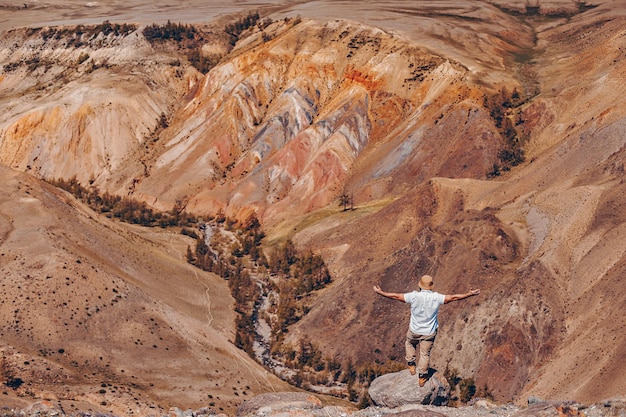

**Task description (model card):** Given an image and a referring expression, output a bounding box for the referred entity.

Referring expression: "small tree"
[158,112,168,129]
[477,383,494,401]
[186,245,195,263]
[339,192,353,211]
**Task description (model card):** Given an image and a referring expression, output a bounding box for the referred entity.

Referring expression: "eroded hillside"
[0,0,625,411]
[0,166,293,414]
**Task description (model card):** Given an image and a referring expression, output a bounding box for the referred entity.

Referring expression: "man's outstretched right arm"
[373,285,406,302]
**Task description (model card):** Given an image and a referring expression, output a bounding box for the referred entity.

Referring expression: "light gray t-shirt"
[404,290,446,335]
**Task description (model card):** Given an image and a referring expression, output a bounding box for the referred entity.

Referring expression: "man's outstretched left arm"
[444,288,480,304]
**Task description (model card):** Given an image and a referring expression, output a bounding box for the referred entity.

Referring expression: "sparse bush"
[2,61,21,73]
[181,227,198,239]
[459,377,477,403]
[187,49,219,74]
[486,163,501,178]
[5,377,24,390]
[224,11,261,40]
[77,52,90,65]
[357,390,372,409]
[477,383,495,401]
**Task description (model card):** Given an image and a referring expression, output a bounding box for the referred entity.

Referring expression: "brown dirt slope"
[0,165,291,415]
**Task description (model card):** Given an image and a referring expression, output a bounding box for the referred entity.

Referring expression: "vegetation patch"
[47,177,199,228]
[444,364,493,406]
[483,86,529,177]
[142,12,262,74]
[492,1,598,19]
[39,21,136,45]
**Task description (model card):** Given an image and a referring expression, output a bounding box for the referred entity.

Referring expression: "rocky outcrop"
[235,392,352,417]
[233,394,626,417]
[368,370,450,407]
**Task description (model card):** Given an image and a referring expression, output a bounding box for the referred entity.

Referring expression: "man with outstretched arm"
[373,274,480,387]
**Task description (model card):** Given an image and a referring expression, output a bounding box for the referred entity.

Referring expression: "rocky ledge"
[2,370,624,417]
[2,396,625,417]
[235,392,624,417]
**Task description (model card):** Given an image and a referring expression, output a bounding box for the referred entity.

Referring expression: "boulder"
[368,370,450,407]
